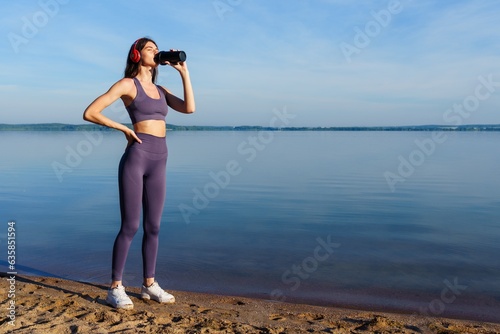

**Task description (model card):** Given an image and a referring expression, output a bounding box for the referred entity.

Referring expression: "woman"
[83,37,195,309]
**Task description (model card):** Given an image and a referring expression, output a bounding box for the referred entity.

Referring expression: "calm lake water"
[0,130,499,322]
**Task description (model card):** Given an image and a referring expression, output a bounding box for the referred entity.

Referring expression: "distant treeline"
[2,123,500,132]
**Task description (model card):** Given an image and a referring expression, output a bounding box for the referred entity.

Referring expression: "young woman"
[83,37,195,309]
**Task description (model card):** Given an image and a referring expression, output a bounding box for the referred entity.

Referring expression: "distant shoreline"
[2,123,500,131]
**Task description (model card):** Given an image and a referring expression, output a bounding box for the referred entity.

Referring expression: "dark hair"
[124,37,158,83]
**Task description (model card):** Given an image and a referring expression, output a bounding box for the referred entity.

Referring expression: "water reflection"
[0,131,499,321]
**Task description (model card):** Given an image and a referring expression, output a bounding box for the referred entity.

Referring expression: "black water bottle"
[154,51,187,65]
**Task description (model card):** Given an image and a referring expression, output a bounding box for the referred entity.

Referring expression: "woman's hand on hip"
[123,128,142,146]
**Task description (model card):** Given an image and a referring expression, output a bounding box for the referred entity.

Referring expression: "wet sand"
[1,274,500,333]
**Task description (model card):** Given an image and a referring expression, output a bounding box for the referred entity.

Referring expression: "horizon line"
[2,122,500,129]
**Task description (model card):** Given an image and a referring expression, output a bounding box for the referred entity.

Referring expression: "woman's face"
[141,41,159,65]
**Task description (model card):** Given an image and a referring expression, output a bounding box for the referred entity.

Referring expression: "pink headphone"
[129,39,141,63]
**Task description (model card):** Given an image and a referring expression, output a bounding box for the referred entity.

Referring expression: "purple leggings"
[112,133,168,281]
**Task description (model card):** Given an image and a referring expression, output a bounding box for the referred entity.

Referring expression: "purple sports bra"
[126,77,169,124]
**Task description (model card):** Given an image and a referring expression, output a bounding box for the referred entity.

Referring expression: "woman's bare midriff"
[134,120,166,137]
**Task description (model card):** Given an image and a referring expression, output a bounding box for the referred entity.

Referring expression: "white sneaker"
[106,285,134,309]
[141,282,175,303]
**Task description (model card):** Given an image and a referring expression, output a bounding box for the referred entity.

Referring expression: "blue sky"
[2,0,500,127]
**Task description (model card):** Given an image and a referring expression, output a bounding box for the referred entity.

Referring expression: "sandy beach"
[1,274,499,333]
